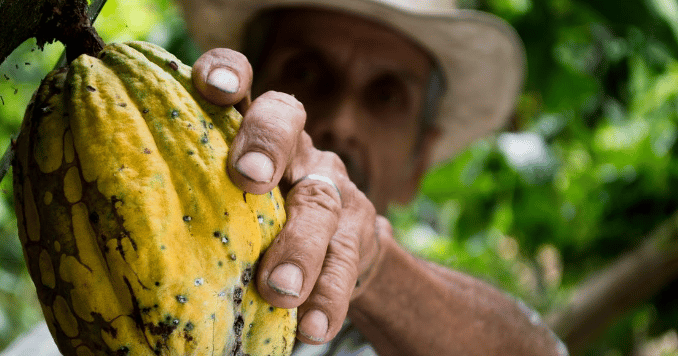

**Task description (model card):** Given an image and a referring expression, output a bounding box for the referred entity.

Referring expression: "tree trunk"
[547,211,678,354]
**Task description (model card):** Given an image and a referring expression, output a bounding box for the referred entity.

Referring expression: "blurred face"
[253,9,437,213]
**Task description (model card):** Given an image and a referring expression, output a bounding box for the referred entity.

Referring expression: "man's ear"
[397,125,443,204]
[413,125,442,180]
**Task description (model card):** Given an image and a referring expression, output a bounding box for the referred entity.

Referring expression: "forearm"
[348,236,568,356]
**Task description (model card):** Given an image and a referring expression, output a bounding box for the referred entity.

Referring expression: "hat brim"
[181,0,525,166]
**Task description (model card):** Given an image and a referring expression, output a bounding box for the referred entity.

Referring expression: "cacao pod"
[12,41,296,356]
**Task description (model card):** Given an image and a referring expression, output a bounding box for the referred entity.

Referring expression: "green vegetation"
[1,0,678,355]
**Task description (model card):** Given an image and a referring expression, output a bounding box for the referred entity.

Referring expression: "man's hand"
[192,48,385,344]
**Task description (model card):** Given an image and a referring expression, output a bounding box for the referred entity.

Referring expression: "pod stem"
[42,0,106,61]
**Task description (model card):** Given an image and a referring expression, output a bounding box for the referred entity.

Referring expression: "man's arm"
[349,231,569,356]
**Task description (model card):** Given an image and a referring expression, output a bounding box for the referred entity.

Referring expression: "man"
[181,1,569,355]
[1,1,567,356]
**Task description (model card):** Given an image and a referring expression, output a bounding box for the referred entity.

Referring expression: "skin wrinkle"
[287,183,341,216]
[242,94,304,150]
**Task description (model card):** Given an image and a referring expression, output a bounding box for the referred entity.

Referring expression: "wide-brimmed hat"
[180,0,525,167]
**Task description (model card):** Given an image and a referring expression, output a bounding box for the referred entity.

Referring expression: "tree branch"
[0,0,103,66]
[547,211,678,354]
[1,0,57,65]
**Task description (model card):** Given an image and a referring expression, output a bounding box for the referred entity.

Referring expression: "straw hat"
[180,0,525,166]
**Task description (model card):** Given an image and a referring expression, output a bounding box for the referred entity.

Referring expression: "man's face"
[252,9,435,213]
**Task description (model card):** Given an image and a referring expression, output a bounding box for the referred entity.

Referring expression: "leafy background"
[1,0,678,355]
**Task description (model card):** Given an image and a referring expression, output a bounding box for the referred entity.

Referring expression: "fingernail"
[207,67,239,93]
[299,310,328,342]
[267,263,303,297]
[236,152,274,183]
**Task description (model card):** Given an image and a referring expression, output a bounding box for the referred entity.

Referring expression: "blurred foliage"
[394,0,678,355]
[1,0,678,355]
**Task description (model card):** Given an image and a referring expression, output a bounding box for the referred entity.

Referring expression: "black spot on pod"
[233,287,243,305]
[86,85,96,92]
[168,61,179,71]
[142,108,149,114]
[241,266,253,286]
[176,295,188,303]
[116,346,130,356]
[171,110,179,118]
[232,341,243,356]
[184,322,194,331]
[230,254,237,261]
[243,192,247,202]
[233,315,244,336]
[184,333,194,342]
[183,215,192,222]
[201,135,209,144]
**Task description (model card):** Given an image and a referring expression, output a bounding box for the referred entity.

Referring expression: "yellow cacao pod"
[12,41,296,356]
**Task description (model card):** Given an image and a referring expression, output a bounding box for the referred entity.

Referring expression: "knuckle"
[247,94,305,134]
[320,151,346,173]
[264,90,305,111]
[226,49,249,63]
[206,47,247,64]
[307,269,353,312]
[327,237,361,269]
[247,119,290,149]
[289,181,342,215]
[343,179,373,212]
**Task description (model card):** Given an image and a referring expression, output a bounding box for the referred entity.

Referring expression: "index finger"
[227,91,307,195]
[192,48,253,106]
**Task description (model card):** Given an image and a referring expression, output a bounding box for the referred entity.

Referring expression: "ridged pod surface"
[12,41,296,356]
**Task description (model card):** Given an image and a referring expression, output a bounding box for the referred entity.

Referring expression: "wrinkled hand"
[193,49,386,344]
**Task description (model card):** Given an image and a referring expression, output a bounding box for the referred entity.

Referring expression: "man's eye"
[282,56,321,86]
[277,53,336,98]
[375,85,400,104]
[367,76,407,108]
